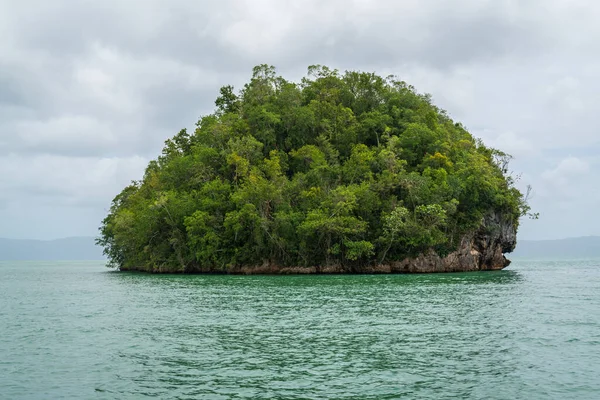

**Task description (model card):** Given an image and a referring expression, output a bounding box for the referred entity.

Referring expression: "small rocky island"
[98,65,529,273]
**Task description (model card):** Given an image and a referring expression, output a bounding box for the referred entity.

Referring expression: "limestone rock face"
[386,211,517,273]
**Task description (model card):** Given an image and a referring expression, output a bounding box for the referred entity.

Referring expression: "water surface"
[1,260,599,399]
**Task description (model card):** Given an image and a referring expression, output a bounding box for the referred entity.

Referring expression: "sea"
[1,259,599,399]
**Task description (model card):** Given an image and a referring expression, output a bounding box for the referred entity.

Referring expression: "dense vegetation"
[98,65,529,272]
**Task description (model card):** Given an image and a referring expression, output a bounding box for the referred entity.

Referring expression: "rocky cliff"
[384,211,517,273]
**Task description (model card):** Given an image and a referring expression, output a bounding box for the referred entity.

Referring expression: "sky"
[0,0,598,241]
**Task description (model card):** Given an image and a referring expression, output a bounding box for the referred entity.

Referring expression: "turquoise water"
[1,260,599,399]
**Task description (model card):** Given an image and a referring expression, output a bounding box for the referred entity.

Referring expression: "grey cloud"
[240,0,555,72]
[4,0,245,70]
[0,0,599,240]
[0,154,148,209]
[0,75,28,106]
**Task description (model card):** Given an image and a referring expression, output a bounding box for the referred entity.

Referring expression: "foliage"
[97,65,528,272]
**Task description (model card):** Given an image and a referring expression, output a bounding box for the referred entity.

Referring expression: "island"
[97,65,531,273]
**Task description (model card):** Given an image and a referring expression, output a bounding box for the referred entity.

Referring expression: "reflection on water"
[1,260,599,399]
[108,268,523,288]
[101,268,528,398]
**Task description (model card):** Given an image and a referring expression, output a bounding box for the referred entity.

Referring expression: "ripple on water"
[0,260,599,399]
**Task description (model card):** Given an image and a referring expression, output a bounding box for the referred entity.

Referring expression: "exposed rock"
[385,211,517,273]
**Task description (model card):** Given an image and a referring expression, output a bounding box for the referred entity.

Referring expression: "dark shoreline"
[115,254,511,275]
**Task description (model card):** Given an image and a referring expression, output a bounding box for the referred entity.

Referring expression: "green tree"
[98,65,529,272]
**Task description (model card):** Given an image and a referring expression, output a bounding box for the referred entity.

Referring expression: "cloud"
[543,156,590,179]
[0,154,148,206]
[476,130,539,159]
[13,115,117,155]
[0,0,599,239]
[540,157,591,199]
[518,156,599,240]
[545,76,586,113]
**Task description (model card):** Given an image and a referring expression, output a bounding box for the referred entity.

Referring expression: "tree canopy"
[98,65,529,272]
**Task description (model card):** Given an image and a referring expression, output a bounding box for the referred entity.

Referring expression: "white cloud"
[545,76,586,112]
[519,156,599,240]
[528,155,597,223]
[476,130,539,159]
[541,157,590,186]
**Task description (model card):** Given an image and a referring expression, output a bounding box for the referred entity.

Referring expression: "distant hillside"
[512,236,600,259]
[0,237,105,260]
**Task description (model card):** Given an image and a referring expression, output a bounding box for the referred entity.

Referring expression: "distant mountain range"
[0,237,105,260]
[511,236,600,259]
[0,235,598,261]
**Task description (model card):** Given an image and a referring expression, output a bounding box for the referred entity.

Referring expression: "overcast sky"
[1,0,598,241]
